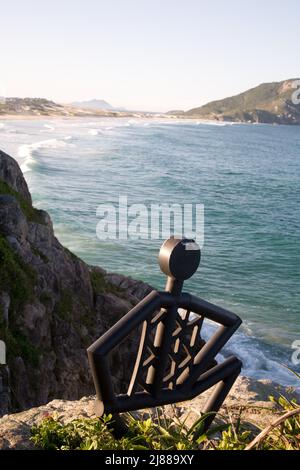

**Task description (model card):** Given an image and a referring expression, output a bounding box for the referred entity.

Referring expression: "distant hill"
[166,109,185,115]
[0,97,136,117]
[0,97,65,116]
[70,99,113,110]
[177,79,300,125]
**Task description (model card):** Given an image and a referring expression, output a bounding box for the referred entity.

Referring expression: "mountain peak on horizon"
[70,99,113,110]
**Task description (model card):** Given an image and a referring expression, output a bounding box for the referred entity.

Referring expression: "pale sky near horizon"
[1,0,299,112]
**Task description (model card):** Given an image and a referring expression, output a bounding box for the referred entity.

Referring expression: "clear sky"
[1,0,299,111]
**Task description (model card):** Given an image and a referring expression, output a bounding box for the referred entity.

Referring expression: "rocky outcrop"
[0,149,152,416]
[0,152,31,203]
[0,376,298,450]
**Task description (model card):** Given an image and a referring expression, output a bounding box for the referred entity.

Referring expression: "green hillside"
[184,79,300,124]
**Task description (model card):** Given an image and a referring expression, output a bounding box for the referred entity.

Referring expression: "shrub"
[30,389,300,451]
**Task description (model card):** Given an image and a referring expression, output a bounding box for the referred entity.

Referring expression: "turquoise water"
[1,117,299,387]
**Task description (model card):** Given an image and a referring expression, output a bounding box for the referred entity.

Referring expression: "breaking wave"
[88,129,99,136]
[19,138,69,173]
[43,124,55,131]
[201,321,299,389]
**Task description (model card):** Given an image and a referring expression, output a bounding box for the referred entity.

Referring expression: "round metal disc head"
[158,238,201,280]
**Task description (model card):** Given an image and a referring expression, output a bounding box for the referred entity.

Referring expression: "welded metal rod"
[87,238,243,436]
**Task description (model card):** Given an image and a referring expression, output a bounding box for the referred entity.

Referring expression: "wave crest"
[19,138,69,173]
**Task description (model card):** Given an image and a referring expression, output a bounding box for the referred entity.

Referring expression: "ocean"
[0,117,299,388]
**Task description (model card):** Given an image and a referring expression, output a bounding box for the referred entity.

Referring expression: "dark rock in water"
[0,149,152,416]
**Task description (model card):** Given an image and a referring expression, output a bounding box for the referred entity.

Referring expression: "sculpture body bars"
[87,238,242,431]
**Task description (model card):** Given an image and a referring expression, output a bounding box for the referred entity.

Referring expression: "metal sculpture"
[87,238,242,432]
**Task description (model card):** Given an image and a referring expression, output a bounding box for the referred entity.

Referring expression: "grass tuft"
[90,270,124,297]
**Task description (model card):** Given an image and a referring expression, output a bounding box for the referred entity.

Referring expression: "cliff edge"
[0,375,298,450]
[0,149,151,415]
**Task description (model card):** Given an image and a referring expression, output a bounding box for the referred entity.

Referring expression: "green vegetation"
[55,289,73,320]
[30,413,215,450]
[90,270,124,297]
[0,234,37,313]
[0,179,45,224]
[0,234,39,366]
[65,247,81,263]
[0,318,39,367]
[31,246,49,263]
[39,292,52,306]
[185,79,300,124]
[31,391,300,450]
[3,327,40,367]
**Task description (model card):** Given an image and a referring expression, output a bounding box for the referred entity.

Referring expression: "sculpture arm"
[181,293,242,327]
[87,290,161,408]
[87,290,161,357]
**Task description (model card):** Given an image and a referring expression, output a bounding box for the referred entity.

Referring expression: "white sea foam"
[201,321,299,389]
[196,120,235,127]
[88,129,99,136]
[19,138,68,173]
[19,146,36,173]
[0,123,5,129]
[44,124,55,131]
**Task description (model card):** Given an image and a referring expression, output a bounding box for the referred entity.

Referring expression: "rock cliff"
[0,149,151,416]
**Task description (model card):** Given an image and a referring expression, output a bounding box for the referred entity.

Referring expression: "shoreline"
[1,114,298,127]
